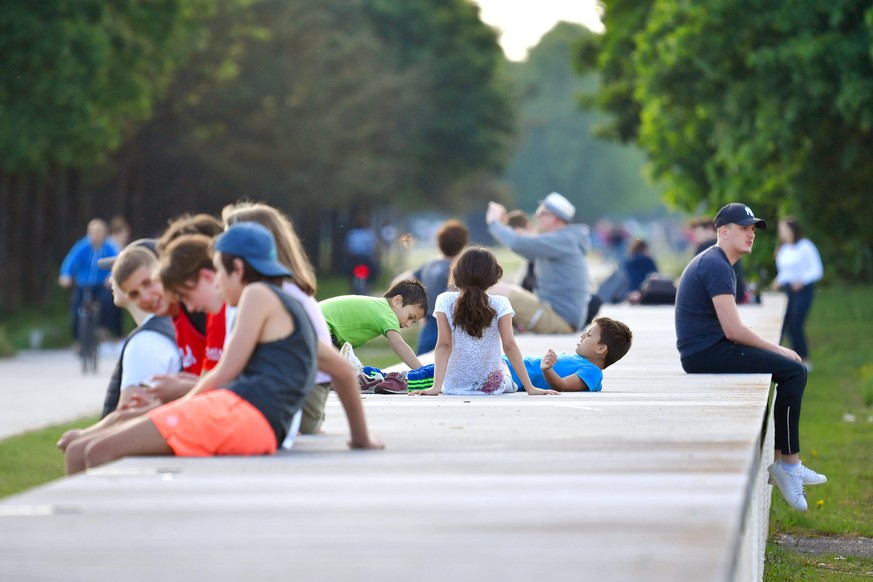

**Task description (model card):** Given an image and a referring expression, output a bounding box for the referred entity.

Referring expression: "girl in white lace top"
[411,247,559,396]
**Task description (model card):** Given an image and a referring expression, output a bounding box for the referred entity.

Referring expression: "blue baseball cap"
[214,222,292,278]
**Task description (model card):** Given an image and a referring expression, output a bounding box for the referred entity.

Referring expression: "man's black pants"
[681,339,807,455]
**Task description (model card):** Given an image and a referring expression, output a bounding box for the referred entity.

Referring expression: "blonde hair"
[221,201,317,295]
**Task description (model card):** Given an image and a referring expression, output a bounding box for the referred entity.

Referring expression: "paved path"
[0,297,785,581]
[0,349,113,440]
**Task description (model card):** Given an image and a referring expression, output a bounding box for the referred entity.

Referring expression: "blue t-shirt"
[505,353,604,392]
[674,246,736,358]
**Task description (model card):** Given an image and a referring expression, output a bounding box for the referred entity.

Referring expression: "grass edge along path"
[0,417,96,498]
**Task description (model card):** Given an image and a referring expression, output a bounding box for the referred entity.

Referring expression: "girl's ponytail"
[449,247,503,338]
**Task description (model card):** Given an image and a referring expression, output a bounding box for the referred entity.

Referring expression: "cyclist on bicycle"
[58,219,119,351]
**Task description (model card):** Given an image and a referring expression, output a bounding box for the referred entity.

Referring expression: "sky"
[473,0,604,61]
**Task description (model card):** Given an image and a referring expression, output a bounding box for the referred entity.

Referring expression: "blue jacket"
[59,236,117,286]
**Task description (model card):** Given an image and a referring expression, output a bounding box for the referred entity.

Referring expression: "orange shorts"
[147,389,276,457]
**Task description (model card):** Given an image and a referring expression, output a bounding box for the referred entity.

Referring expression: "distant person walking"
[486,193,592,333]
[58,219,119,347]
[773,217,822,370]
[675,203,825,512]
[345,212,380,293]
[109,216,131,251]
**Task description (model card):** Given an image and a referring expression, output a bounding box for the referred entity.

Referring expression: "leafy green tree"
[505,22,663,221]
[362,0,515,207]
[0,0,217,310]
[577,0,873,280]
[90,0,516,270]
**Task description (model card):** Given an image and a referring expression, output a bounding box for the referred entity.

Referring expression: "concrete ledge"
[0,296,784,581]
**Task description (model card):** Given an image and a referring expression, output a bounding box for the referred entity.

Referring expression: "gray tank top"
[225,283,317,443]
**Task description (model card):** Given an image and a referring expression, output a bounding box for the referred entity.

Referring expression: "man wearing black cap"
[674,203,826,512]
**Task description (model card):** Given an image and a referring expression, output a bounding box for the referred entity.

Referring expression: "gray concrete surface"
[0,297,785,581]
[0,348,112,440]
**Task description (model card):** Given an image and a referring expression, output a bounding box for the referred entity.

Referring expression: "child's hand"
[540,349,557,371]
[526,387,560,396]
[349,435,385,450]
[146,372,198,402]
[116,392,162,420]
[409,387,440,396]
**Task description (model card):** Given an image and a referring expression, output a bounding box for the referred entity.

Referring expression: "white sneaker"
[340,342,364,375]
[768,462,828,486]
[797,463,827,486]
[768,462,808,511]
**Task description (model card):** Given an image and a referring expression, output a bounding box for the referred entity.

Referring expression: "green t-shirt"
[319,295,400,348]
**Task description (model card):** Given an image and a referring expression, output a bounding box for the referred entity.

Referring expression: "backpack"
[638,273,677,305]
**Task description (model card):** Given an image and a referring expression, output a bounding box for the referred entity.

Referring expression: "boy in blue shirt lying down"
[359,316,633,394]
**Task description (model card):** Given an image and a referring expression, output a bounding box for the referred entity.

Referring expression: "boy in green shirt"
[320,280,427,369]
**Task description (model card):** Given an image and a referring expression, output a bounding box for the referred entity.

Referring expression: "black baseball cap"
[713,203,767,229]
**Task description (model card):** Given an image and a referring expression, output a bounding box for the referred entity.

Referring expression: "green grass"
[764,285,873,580]
[766,543,873,580]
[0,289,71,354]
[0,417,96,498]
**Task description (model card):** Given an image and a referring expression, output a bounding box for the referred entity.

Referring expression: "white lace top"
[434,292,515,395]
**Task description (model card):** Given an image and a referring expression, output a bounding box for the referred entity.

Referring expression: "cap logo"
[744,206,754,217]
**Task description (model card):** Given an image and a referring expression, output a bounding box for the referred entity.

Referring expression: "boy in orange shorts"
[65,222,383,473]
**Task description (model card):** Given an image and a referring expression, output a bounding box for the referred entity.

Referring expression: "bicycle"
[76,287,101,374]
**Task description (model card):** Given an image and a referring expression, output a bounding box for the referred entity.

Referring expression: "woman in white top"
[412,246,558,396]
[775,217,823,367]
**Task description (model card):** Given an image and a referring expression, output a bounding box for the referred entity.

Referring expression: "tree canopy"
[577,0,873,280]
[0,0,516,309]
[0,0,210,174]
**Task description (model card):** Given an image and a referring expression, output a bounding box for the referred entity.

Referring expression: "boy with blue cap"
[65,222,382,473]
